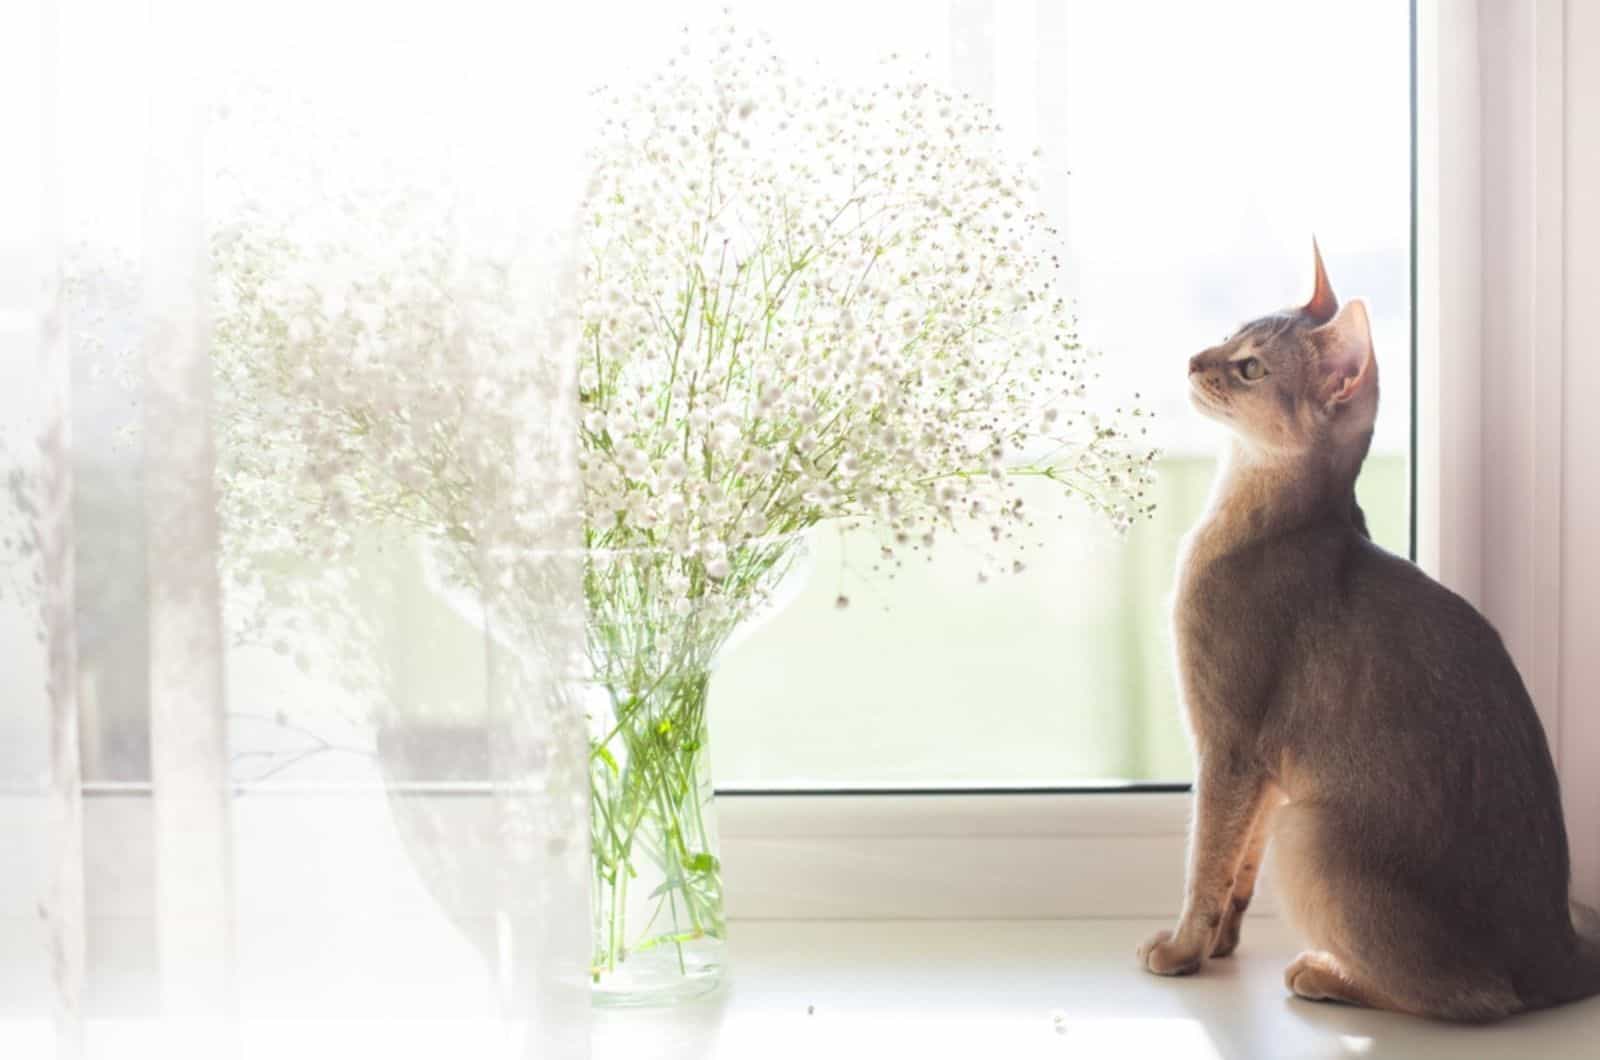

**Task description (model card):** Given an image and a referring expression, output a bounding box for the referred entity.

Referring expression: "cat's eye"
[1237,357,1266,381]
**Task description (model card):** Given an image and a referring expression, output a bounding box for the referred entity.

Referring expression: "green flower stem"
[587,548,785,986]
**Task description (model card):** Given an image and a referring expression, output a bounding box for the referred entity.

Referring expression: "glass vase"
[586,660,723,1005]
[585,534,806,1006]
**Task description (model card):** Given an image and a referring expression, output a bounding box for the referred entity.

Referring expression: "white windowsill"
[719,791,1216,920]
[597,918,1600,1060]
[3,789,1202,922]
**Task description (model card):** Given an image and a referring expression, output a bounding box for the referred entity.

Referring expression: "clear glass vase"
[585,534,806,1006]
[586,662,723,1005]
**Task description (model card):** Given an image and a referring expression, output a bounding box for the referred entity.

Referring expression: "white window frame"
[721,0,1600,919]
[1418,0,1598,906]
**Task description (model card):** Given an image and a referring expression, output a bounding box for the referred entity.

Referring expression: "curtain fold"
[8,2,591,1055]
[37,1,87,1055]
[140,0,238,1048]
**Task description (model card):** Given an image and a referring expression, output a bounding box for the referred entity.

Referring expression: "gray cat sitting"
[1137,243,1600,1021]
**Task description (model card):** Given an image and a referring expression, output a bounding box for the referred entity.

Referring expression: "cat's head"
[1187,242,1377,453]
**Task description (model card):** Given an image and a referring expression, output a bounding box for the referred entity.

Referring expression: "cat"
[1136,241,1600,1021]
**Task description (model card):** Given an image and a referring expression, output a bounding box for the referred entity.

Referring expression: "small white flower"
[618,445,648,479]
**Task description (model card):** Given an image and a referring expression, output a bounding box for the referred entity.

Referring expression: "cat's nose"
[1188,355,1205,375]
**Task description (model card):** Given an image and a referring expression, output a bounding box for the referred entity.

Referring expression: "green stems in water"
[589,665,723,982]
[583,538,800,989]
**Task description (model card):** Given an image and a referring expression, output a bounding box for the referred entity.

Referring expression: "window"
[1,0,1414,796]
[707,0,1414,790]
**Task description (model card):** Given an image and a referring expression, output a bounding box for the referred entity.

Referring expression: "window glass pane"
[3,0,1412,795]
[706,0,1412,787]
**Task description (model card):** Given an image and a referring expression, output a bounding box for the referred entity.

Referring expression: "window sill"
[597,918,1600,1059]
[7,788,1204,922]
[720,790,1221,920]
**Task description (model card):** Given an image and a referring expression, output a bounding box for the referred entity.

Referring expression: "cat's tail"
[1566,901,1600,1002]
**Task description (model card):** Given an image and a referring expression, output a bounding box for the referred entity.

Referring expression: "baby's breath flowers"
[203,20,1158,1001]
[577,26,1157,578]
[210,199,566,634]
[574,23,1154,995]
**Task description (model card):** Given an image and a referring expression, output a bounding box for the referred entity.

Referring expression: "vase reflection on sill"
[586,533,810,1007]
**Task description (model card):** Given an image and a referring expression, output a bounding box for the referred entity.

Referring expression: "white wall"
[1559,0,1600,906]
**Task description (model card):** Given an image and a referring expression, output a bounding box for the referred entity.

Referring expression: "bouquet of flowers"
[571,24,1155,999]
[206,21,1157,1005]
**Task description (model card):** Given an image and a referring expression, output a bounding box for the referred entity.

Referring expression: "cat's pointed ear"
[1303,237,1338,325]
[1311,298,1376,406]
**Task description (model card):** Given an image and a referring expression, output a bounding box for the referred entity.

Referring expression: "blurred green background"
[711,452,1407,787]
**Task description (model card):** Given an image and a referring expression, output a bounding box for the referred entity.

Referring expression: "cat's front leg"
[1210,790,1280,957]
[1138,759,1268,976]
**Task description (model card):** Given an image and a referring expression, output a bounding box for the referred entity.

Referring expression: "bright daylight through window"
[707,0,1413,788]
[1,0,1497,1045]
[0,1,1411,799]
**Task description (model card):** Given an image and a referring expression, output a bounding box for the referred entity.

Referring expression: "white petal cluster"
[209,184,579,659]
[203,18,1160,697]
[577,22,1157,583]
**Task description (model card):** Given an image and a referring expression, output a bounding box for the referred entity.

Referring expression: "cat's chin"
[1188,385,1228,422]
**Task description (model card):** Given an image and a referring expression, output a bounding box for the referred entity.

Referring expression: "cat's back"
[1284,532,1566,849]
[1286,531,1579,988]
[1336,536,1526,703]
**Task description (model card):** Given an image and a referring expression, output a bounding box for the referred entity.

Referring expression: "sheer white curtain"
[4,2,589,1056]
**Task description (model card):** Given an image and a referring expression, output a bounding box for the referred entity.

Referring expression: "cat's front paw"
[1209,920,1242,958]
[1136,929,1203,976]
